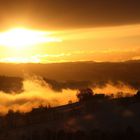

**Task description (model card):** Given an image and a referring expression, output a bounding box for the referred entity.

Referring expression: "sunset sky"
[0,0,140,63]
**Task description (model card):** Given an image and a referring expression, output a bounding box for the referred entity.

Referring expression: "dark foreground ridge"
[0,90,140,140]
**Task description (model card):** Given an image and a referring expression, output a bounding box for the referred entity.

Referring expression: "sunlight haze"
[0,25,140,63]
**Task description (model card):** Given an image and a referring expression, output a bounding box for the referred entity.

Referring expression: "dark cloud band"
[0,0,140,29]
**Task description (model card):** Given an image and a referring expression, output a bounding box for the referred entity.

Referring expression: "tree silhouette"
[77,88,94,102]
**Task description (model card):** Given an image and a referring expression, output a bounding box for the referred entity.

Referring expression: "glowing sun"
[0,28,61,49]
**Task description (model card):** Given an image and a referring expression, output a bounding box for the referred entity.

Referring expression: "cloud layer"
[0,0,140,29]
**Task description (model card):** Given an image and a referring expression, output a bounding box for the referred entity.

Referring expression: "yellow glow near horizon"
[0,28,61,49]
[0,24,139,63]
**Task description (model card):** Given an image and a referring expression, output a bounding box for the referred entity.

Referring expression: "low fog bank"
[0,76,78,114]
[44,78,136,96]
[0,75,137,114]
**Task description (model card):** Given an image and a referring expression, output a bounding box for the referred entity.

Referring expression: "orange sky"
[0,24,139,63]
[0,0,139,63]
